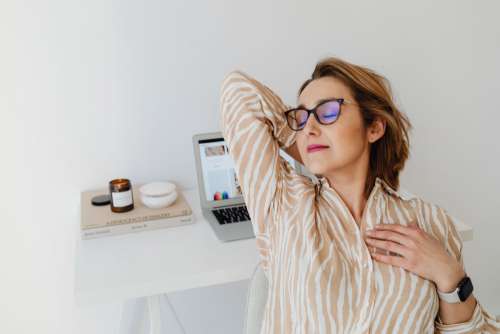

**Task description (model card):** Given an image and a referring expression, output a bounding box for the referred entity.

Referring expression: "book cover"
[81,214,194,239]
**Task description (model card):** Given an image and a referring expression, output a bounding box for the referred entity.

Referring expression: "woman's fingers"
[365,237,411,258]
[364,229,410,246]
[374,222,421,239]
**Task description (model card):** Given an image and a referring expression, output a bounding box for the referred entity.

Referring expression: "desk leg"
[120,294,186,334]
[147,294,186,334]
[147,295,162,333]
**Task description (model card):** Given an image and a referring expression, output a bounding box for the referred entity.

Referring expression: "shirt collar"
[317,175,415,201]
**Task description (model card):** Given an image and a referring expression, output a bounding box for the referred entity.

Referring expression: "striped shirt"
[219,70,500,333]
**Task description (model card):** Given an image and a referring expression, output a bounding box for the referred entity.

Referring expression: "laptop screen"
[197,136,299,204]
[198,137,243,203]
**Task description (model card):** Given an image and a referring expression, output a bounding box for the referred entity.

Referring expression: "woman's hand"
[364,222,466,292]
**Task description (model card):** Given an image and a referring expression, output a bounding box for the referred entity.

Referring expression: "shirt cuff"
[435,300,484,333]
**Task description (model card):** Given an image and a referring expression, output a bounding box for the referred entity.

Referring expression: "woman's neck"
[325,173,369,226]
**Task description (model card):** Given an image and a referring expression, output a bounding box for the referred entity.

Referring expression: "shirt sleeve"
[219,70,297,273]
[434,208,500,333]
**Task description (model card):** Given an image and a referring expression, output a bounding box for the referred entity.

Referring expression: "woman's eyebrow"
[297,97,340,109]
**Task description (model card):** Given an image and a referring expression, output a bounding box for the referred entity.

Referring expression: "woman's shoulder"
[378,181,456,241]
[378,179,444,215]
[377,178,420,203]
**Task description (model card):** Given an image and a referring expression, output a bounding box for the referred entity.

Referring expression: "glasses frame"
[284,98,355,131]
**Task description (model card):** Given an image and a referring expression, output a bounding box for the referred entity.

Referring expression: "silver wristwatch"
[437,276,473,303]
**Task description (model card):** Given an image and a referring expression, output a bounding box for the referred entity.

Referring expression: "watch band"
[437,276,473,303]
[437,286,462,303]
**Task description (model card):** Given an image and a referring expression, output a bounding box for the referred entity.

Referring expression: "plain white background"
[1,0,499,333]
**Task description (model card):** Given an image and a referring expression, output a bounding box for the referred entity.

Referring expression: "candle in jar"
[109,178,134,213]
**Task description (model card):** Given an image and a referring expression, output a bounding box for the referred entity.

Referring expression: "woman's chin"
[304,163,328,176]
[305,160,343,176]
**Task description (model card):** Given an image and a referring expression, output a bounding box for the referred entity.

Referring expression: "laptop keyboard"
[212,206,250,225]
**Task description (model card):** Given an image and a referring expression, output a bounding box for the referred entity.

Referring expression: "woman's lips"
[307,145,329,153]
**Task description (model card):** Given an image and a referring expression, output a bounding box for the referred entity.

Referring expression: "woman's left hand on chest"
[363,222,465,292]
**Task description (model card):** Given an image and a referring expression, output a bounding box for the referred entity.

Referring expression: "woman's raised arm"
[219,70,297,272]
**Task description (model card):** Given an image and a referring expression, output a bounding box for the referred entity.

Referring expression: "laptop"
[192,131,302,242]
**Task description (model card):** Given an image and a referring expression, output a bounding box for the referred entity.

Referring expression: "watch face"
[458,277,474,302]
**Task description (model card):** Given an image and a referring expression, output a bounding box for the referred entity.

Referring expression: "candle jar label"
[112,190,133,207]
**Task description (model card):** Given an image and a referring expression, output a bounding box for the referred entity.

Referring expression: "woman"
[219,57,499,333]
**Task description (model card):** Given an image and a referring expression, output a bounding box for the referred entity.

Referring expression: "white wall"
[1,0,499,333]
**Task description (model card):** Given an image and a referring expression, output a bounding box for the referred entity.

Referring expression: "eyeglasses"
[284,98,354,131]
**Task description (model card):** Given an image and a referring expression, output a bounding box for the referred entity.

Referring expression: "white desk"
[75,187,259,306]
[75,187,473,306]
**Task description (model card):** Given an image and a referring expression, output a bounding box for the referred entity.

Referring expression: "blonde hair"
[298,56,412,198]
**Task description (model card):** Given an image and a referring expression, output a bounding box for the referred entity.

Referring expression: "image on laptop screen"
[198,138,243,203]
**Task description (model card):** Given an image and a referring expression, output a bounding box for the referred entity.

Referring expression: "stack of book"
[80,185,193,239]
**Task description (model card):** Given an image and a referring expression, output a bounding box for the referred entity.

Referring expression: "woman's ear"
[367,117,386,143]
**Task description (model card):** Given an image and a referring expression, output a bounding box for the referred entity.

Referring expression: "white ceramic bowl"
[139,181,178,209]
[141,190,177,209]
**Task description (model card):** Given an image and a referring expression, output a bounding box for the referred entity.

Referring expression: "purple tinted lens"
[295,110,309,127]
[317,101,340,123]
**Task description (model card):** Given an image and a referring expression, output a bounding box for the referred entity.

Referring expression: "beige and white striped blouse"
[219,70,500,333]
